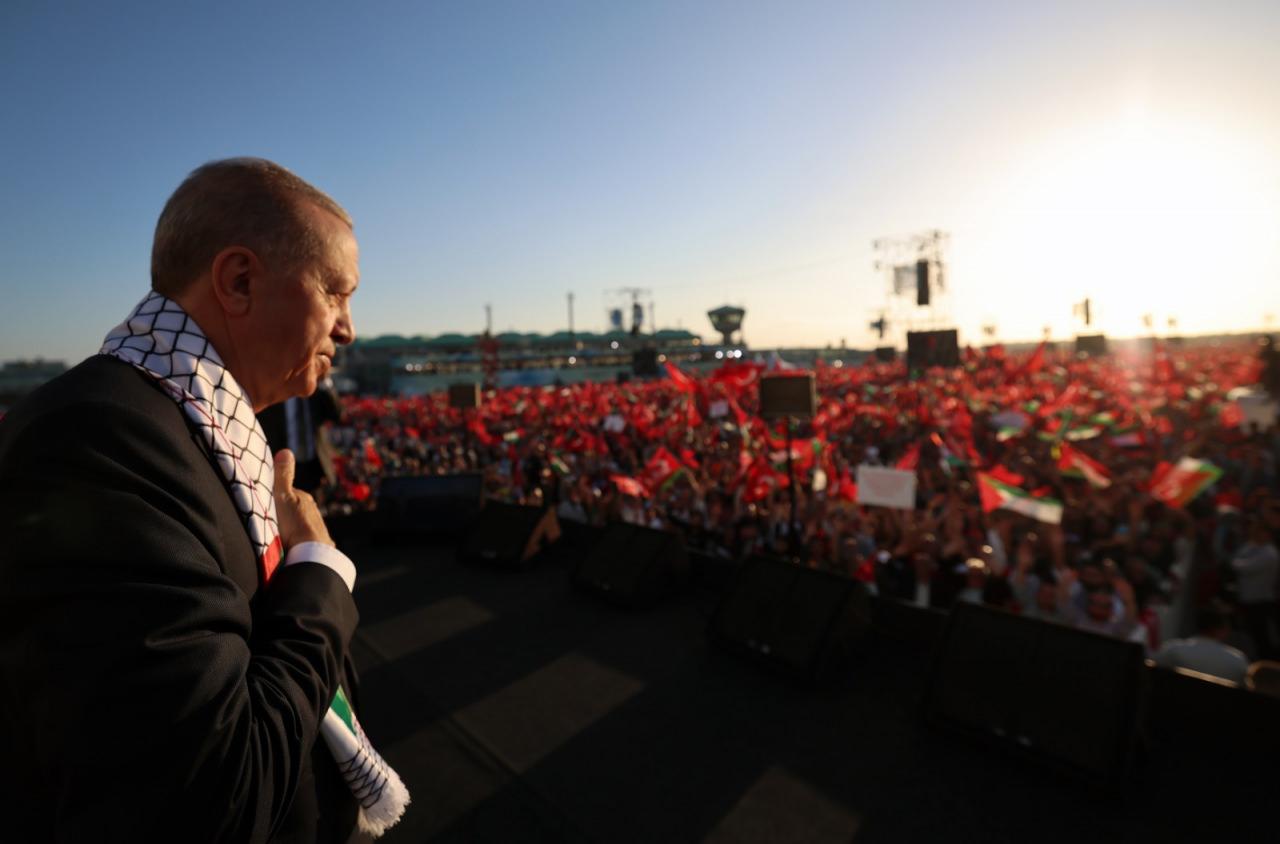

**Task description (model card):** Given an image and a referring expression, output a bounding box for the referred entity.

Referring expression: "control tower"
[707,305,745,346]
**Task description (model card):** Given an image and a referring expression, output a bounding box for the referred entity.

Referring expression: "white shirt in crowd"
[1231,542,1279,604]
[1154,636,1250,685]
[556,498,587,524]
[985,528,1008,575]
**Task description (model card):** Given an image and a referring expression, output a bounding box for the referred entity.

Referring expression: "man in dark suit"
[0,159,403,842]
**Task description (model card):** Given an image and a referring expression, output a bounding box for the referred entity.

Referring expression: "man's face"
[1080,563,1107,590]
[247,204,358,407]
[1087,591,1114,622]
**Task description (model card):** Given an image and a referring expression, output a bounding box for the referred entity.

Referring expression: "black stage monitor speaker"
[1075,334,1109,357]
[448,382,480,409]
[916,259,930,306]
[375,473,483,537]
[574,522,688,607]
[874,346,896,363]
[1146,662,1280,780]
[461,502,560,568]
[924,602,1145,785]
[710,556,871,683]
[906,329,960,370]
[759,373,816,419]
[632,348,660,377]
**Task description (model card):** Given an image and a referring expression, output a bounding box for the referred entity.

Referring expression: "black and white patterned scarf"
[101,292,283,575]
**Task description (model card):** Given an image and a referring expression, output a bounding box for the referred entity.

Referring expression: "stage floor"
[348,541,1267,843]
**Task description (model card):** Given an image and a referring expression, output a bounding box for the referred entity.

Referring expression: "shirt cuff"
[284,541,356,592]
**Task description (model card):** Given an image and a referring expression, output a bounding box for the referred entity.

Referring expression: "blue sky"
[2,0,1278,362]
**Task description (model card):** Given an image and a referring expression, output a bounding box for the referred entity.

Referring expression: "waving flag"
[895,442,921,471]
[665,360,698,394]
[986,464,1026,488]
[645,446,691,492]
[467,417,496,446]
[1149,458,1222,508]
[977,472,1064,524]
[1057,441,1111,489]
[610,474,650,498]
[1006,339,1047,383]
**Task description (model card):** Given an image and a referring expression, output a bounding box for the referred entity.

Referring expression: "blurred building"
[0,359,67,410]
[336,327,714,395]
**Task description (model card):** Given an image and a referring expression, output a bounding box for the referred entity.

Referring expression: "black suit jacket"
[0,356,360,843]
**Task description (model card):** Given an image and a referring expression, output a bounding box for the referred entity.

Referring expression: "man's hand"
[273,449,334,549]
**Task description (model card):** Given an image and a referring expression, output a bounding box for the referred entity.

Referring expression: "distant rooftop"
[351,327,702,350]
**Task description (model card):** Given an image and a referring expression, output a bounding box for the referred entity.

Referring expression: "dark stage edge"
[348,541,1270,844]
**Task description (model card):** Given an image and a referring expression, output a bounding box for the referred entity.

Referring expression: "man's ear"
[210,246,260,317]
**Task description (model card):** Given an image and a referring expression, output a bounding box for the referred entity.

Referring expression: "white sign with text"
[856,465,917,510]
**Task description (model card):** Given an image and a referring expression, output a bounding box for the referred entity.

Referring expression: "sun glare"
[976,109,1279,339]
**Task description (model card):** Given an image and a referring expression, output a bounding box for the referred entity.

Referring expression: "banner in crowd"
[855,465,917,510]
[1236,391,1278,430]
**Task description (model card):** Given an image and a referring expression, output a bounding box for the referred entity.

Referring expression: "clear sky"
[2,0,1278,362]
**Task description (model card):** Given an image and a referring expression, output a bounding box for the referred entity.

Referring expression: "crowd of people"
[319,341,1280,690]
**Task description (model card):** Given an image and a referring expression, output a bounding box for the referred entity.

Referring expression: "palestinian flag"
[1063,425,1104,442]
[1088,412,1119,429]
[549,453,572,476]
[996,426,1022,443]
[977,472,1064,525]
[1057,442,1111,489]
[986,464,1025,488]
[1149,458,1222,508]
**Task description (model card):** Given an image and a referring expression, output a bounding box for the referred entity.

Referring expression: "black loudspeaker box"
[448,383,480,409]
[709,556,871,684]
[874,346,896,363]
[906,329,960,370]
[1075,334,1109,357]
[375,473,484,538]
[916,259,930,306]
[460,501,560,568]
[574,522,689,607]
[759,373,816,418]
[924,601,1145,787]
[632,348,660,377]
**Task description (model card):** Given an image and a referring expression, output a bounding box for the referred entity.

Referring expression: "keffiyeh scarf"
[101,291,408,837]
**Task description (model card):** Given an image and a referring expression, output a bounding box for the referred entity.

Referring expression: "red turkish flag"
[610,474,650,498]
[665,360,698,394]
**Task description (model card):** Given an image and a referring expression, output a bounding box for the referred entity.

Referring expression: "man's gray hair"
[151,158,352,296]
